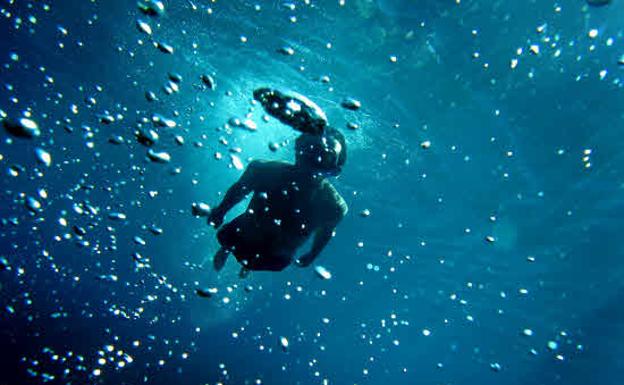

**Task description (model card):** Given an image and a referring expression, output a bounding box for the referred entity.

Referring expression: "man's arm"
[208,161,261,227]
[297,195,348,267]
[297,227,336,267]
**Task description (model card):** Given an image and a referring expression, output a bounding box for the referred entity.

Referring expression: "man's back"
[242,160,347,250]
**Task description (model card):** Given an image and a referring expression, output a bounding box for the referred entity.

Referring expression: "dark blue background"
[1,0,623,384]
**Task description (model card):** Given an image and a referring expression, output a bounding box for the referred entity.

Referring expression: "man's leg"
[213,247,229,271]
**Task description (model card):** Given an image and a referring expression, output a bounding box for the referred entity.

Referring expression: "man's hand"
[295,252,315,268]
[207,208,224,228]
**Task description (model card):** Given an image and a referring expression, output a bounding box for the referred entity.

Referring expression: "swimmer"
[207,128,348,276]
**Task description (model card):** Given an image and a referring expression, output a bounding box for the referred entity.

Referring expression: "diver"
[205,89,348,275]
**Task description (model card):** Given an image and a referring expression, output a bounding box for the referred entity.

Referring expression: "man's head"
[295,128,347,176]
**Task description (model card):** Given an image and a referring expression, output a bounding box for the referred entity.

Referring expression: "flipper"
[253,88,327,135]
[213,247,229,271]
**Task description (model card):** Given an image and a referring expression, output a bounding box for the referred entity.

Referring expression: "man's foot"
[213,248,229,271]
[239,267,250,279]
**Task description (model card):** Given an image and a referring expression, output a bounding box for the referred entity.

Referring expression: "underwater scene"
[1,0,623,384]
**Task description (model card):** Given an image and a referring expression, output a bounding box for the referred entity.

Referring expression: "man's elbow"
[337,201,348,222]
[326,206,346,238]
[238,160,262,186]
[247,159,262,170]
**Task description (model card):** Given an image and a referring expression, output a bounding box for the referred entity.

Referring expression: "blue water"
[1,0,623,384]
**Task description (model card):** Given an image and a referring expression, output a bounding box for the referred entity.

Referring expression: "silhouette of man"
[208,129,348,275]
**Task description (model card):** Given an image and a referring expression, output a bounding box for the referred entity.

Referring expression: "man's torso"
[243,161,346,249]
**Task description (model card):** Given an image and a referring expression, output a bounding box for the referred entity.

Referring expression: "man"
[207,129,348,275]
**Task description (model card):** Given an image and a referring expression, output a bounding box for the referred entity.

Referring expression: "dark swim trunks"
[217,215,293,271]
